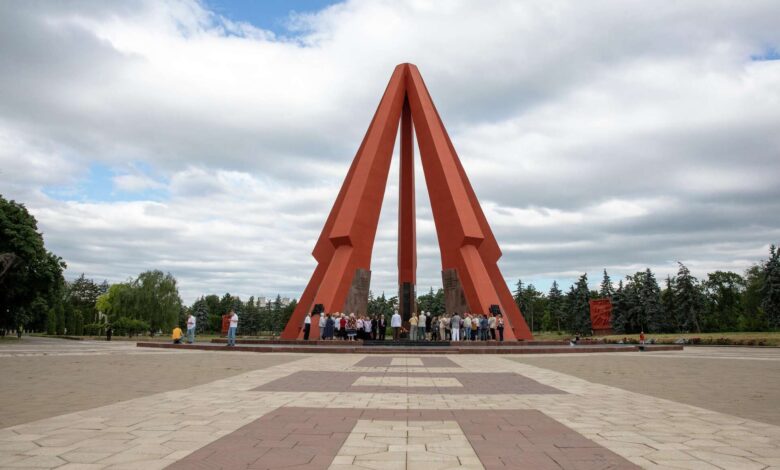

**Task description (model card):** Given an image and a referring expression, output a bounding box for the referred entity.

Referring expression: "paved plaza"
[1,338,780,469]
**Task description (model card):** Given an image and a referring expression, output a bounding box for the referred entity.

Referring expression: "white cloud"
[1,0,779,301]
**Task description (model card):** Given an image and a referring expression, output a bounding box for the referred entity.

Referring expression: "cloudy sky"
[1,0,779,303]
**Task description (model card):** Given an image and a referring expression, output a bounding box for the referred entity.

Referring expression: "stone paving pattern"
[253,370,565,395]
[0,338,304,428]
[168,408,639,469]
[509,347,780,426]
[1,339,780,469]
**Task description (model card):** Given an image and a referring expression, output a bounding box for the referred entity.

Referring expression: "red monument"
[280,63,533,341]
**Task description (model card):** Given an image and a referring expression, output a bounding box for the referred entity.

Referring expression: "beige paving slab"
[0,348,778,469]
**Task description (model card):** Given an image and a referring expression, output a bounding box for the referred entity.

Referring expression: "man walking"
[391,310,402,340]
[227,309,238,346]
[418,311,427,341]
[451,312,461,341]
[319,311,327,340]
[186,312,196,344]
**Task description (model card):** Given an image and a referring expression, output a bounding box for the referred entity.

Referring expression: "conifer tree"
[661,275,677,332]
[191,296,210,333]
[568,274,592,334]
[674,262,704,332]
[546,281,565,331]
[513,279,525,314]
[761,244,780,328]
[610,280,627,333]
[641,268,665,333]
[622,274,644,333]
[599,269,614,298]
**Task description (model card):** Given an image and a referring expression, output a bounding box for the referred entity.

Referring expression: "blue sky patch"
[43,163,169,203]
[751,46,780,61]
[205,0,341,36]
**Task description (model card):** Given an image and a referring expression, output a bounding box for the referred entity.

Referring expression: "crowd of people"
[303,310,506,341]
[303,312,388,341]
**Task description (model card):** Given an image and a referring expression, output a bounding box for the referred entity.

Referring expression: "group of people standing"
[407,311,505,342]
[302,309,505,341]
[303,312,387,341]
[172,310,239,346]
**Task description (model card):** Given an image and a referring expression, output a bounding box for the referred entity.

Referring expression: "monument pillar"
[398,97,417,323]
[280,63,533,341]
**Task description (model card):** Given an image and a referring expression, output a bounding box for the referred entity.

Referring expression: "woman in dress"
[347,313,358,341]
[323,313,335,340]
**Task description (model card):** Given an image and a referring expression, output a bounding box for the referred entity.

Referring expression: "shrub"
[111,317,150,337]
[83,323,105,336]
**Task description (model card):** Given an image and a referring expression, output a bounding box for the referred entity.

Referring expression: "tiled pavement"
[1,351,780,469]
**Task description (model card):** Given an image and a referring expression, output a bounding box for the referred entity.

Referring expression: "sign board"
[589,298,613,334]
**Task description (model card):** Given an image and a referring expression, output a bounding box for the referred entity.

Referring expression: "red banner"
[589,298,612,331]
[221,314,231,336]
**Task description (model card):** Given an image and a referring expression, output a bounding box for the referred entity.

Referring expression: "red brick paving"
[252,371,565,395]
[166,408,639,469]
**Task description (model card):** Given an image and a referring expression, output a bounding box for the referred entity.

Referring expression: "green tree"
[190,297,211,333]
[661,275,676,331]
[0,196,66,332]
[674,263,704,333]
[741,264,768,331]
[599,269,614,298]
[611,280,628,333]
[519,283,545,332]
[761,244,780,328]
[567,274,591,334]
[641,268,666,333]
[544,281,564,331]
[97,283,132,321]
[513,279,525,314]
[67,274,103,325]
[703,271,744,331]
[133,270,181,333]
[203,294,222,332]
[416,288,444,316]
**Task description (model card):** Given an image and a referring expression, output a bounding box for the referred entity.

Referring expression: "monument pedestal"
[443,269,470,315]
[398,282,416,323]
[343,268,371,315]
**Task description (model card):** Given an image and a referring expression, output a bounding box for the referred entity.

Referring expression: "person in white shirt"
[303,312,312,340]
[227,310,239,346]
[451,313,461,341]
[363,317,372,337]
[418,311,427,341]
[356,317,364,340]
[391,310,402,340]
[186,313,196,344]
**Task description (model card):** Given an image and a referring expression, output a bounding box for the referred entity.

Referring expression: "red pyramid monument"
[281,63,533,341]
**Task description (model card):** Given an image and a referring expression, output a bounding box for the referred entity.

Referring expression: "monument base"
[344,268,371,315]
[442,269,469,315]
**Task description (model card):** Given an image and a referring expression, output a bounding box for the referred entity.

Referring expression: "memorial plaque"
[343,268,371,315]
[442,268,469,315]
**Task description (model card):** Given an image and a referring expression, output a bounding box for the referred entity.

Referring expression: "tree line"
[2,194,778,336]
[513,247,780,334]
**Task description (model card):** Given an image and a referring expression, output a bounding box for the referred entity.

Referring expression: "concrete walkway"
[1,339,779,469]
